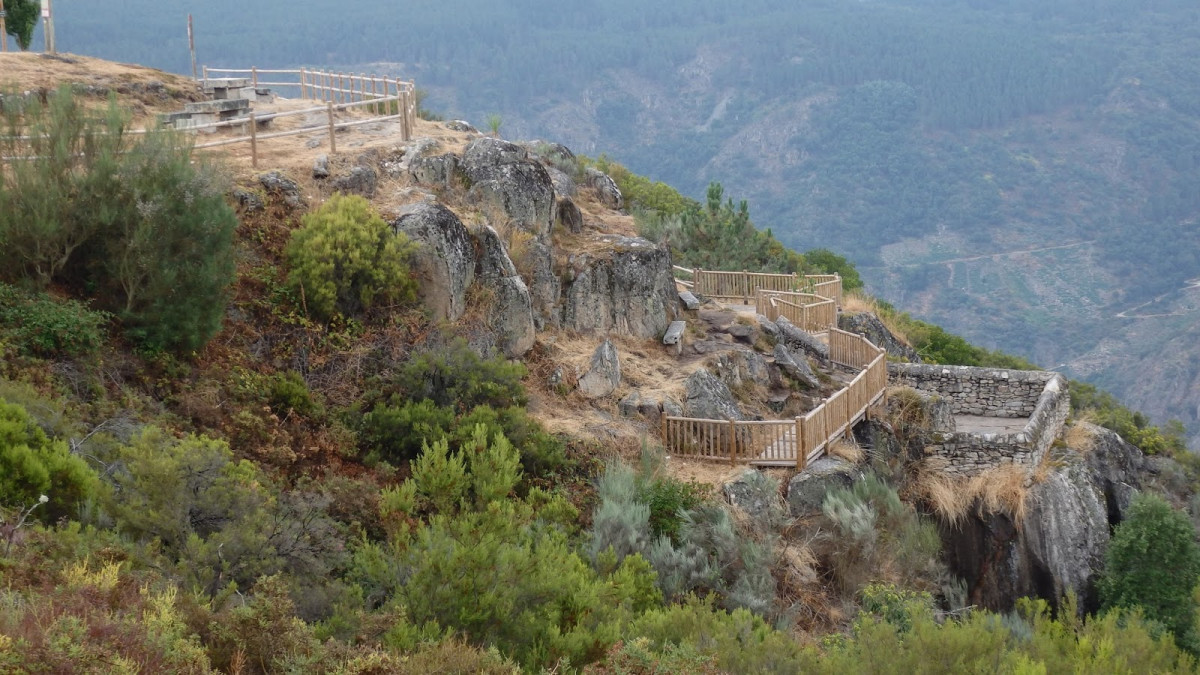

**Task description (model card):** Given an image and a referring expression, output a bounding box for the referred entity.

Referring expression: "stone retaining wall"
[889,364,1071,474]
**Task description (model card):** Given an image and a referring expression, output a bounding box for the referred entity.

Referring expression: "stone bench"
[663,320,687,356]
[679,290,700,311]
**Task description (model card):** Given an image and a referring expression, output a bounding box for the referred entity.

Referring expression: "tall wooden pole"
[44,0,54,54]
[0,0,9,53]
[188,15,197,80]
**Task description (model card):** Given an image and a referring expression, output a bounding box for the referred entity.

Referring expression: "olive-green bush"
[285,194,418,322]
[0,398,98,522]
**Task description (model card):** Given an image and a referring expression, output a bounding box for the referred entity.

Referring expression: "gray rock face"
[839,312,921,362]
[560,237,678,339]
[724,470,786,524]
[578,340,621,399]
[547,167,577,197]
[472,226,536,358]
[462,137,528,174]
[585,167,624,210]
[775,316,830,362]
[709,349,772,391]
[787,458,863,517]
[1081,423,1144,524]
[410,153,461,187]
[467,161,556,237]
[757,316,780,341]
[524,240,561,330]
[682,369,743,421]
[619,391,662,423]
[557,197,584,234]
[258,171,303,209]
[445,120,478,133]
[662,397,684,417]
[1022,457,1110,608]
[232,189,264,213]
[774,343,819,389]
[331,165,378,198]
[312,154,330,179]
[391,203,476,321]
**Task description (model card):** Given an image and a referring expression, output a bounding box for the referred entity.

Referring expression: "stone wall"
[888,363,1056,418]
[889,364,1071,475]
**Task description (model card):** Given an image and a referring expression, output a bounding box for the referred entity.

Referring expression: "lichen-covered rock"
[462,137,528,175]
[524,240,561,330]
[709,349,772,391]
[724,470,786,524]
[839,312,921,362]
[557,197,583,233]
[787,458,863,517]
[410,153,461,187]
[757,315,780,341]
[585,167,623,210]
[682,369,743,421]
[473,226,535,358]
[662,397,684,417]
[331,165,377,198]
[619,391,662,423]
[312,154,330,179]
[578,339,621,399]
[560,237,677,339]
[232,189,264,213]
[258,171,303,209]
[1022,456,1110,609]
[445,120,477,133]
[1080,423,1144,524]
[467,161,556,237]
[391,202,475,321]
[774,343,819,389]
[775,316,830,362]
[546,167,577,197]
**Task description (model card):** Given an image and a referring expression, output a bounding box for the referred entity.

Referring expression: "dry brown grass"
[828,438,865,464]
[914,459,1031,527]
[1064,414,1100,454]
[841,290,881,315]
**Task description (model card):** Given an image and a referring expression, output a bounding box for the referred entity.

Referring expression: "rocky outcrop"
[410,153,461,187]
[725,470,786,523]
[472,226,535,357]
[619,391,662,423]
[839,312,921,363]
[312,154,330,179]
[775,316,830,362]
[560,237,677,339]
[523,240,561,330]
[462,137,527,172]
[709,349,773,391]
[578,340,621,399]
[787,458,863,517]
[445,120,477,133]
[1080,423,1144,524]
[391,203,475,321]
[467,161,556,237]
[682,369,743,421]
[331,165,377,197]
[547,167,577,197]
[585,167,623,210]
[258,171,303,209]
[557,197,584,234]
[774,343,819,389]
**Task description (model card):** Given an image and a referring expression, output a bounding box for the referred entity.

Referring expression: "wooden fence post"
[248,112,257,168]
[743,270,750,304]
[728,418,737,466]
[202,65,208,87]
[661,416,668,450]
[251,66,258,89]
[300,68,307,99]
[327,102,336,153]
[794,417,803,469]
[400,87,411,142]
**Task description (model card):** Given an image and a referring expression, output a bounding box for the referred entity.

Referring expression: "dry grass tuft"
[968,463,1030,525]
[913,459,973,528]
[1064,414,1100,454]
[841,290,881,315]
[828,438,865,464]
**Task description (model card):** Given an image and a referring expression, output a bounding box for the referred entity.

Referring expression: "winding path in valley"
[1115,277,1200,319]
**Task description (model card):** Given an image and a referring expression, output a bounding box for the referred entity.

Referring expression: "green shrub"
[392,338,527,412]
[266,370,322,419]
[287,194,418,323]
[0,283,111,357]
[1101,492,1200,644]
[361,399,455,464]
[0,398,98,522]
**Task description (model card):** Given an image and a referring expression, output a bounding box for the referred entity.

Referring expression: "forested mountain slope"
[46,0,1200,444]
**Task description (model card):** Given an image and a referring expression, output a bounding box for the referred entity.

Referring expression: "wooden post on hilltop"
[728,418,737,466]
[661,416,668,451]
[188,15,197,80]
[327,102,336,153]
[794,417,804,469]
[300,68,307,99]
[251,66,258,89]
[743,270,750,304]
[43,0,55,55]
[248,112,257,168]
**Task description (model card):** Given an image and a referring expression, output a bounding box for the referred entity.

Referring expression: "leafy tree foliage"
[0,283,110,357]
[0,398,97,522]
[0,89,236,353]
[3,0,39,51]
[285,194,418,323]
[1101,492,1200,644]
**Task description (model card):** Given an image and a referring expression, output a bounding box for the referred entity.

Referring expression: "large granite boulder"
[839,312,921,363]
[585,167,624,210]
[619,391,662,423]
[391,203,475,321]
[787,458,864,517]
[557,197,584,234]
[1080,423,1145,524]
[578,340,621,399]
[472,226,536,357]
[462,137,528,174]
[331,165,377,198]
[709,349,773,391]
[523,240,562,330]
[775,316,830,362]
[467,161,556,237]
[560,237,677,339]
[724,470,787,526]
[547,166,577,197]
[409,153,461,187]
[774,343,819,389]
[258,171,304,209]
[682,369,743,421]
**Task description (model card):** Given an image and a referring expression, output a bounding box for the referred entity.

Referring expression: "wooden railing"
[679,268,842,306]
[662,329,886,468]
[755,290,837,333]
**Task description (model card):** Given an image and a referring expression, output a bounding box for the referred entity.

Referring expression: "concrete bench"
[679,290,700,311]
[663,320,687,356]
